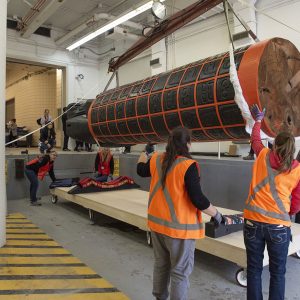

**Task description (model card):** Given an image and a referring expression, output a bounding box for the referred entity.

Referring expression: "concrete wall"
[6,153,96,200]
[119,153,253,212]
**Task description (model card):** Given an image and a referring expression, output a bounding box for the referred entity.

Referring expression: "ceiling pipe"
[21,0,66,38]
[17,0,47,31]
[55,12,143,46]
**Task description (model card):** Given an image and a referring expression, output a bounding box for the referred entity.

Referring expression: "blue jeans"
[244,219,291,300]
[24,169,39,203]
[39,139,56,153]
[95,174,108,182]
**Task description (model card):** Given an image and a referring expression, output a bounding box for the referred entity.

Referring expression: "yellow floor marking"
[0,248,71,255]
[6,234,52,239]
[2,213,130,300]
[6,229,44,233]
[0,293,129,300]
[0,266,97,276]
[7,213,26,218]
[5,240,60,246]
[0,257,82,264]
[0,278,113,289]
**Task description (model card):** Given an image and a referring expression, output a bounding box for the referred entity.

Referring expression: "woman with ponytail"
[137,127,223,300]
[244,105,300,300]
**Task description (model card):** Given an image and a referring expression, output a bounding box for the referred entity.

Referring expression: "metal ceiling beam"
[109,0,223,72]
[21,0,66,38]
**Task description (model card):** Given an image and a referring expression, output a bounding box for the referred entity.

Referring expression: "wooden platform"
[50,188,300,269]
[1,213,129,300]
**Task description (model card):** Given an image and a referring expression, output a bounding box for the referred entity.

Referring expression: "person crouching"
[25,150,57,206]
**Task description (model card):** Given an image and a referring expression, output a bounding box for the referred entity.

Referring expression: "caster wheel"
[146,231,152,247]
[294,250,300,259]
[236,268,247,287]
[51,195,58,204]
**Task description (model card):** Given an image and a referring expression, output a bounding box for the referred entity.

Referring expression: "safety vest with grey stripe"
[148,155,204,231]
[245,153,290,222]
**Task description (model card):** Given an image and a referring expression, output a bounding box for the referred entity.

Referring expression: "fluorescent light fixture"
[67,0,165,51]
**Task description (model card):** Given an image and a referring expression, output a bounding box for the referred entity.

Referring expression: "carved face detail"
[259,38,300,137]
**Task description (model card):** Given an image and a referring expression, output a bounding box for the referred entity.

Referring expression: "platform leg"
[89,209,95,225]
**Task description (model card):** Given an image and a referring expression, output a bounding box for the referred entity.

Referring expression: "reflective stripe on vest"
[245,153,290,222]
[148,155,203,230]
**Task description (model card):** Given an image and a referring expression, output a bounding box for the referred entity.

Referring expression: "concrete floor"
[7,197,300,300]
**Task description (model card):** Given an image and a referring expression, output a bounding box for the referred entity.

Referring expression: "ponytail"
[274,132,295,173]
[161,127,192,188]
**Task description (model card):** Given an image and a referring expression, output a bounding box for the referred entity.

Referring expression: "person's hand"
[45,140,48,144]
[47,144,51,148]
[211,210,225,228]
[251,104,265,121]
[145,143,155,155]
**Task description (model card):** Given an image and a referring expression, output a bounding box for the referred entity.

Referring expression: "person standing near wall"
[137,127,224,300]
[243,105,300,300]
[62,107,70,151]
[25,150,57,206]
[7,118,18,147]
[39,109,52,126]
[94,148,114,182]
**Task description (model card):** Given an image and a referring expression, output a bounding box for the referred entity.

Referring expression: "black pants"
[63,131,69,150]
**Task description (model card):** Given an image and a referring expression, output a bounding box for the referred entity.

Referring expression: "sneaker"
[63,148,71,151]
[30,202,42,206]
[243,154,254,160]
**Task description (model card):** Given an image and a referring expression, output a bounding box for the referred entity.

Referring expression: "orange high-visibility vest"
[148,152,204,239]
[244,148,300,226]
[27,158,52,181]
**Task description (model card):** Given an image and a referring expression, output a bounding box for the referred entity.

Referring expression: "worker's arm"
[136,153,151,177]
[110,157,114,175]
[94,154,99,171]
[48,164,56,182]
[290,179,300,215]
[251,121,265,156]
[185,163,223,223]
[250,104,266,156]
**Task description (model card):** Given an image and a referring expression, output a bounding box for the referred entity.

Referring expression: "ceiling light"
[67,0,165,51]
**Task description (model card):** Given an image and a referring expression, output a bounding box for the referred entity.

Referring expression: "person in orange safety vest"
[137,127,224,300]
[25,150,57,206]
[244,105,300,300]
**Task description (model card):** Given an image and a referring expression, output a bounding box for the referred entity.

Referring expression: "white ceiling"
[7,0,225,50]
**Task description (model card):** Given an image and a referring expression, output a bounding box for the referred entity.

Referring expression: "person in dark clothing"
[74,140,83,152]
[7,118,18,147]
[62,107,70,151]
[25,150,57,206]
[85,143,93,152]
[39,122,56,153]
[94,148,114,182]
[137,127,224,300]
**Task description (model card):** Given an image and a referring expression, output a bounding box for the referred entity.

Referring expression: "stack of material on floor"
[205,214,244,238]
[68,176,140,194]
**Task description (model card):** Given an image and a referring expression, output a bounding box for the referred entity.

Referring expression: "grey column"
[0,0,7,246]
